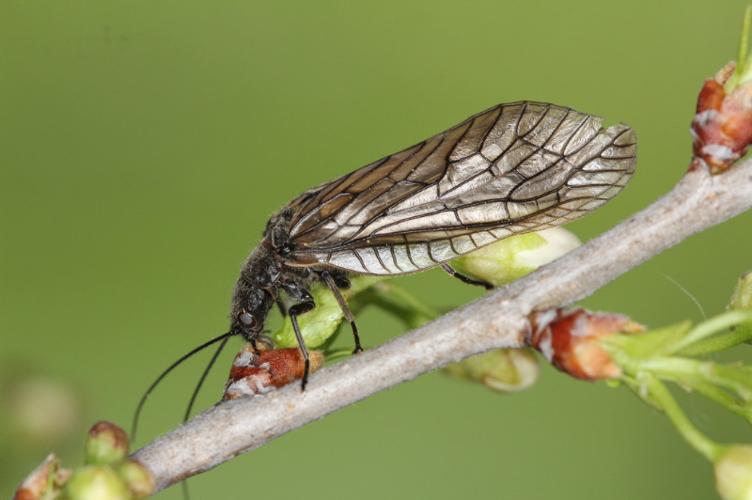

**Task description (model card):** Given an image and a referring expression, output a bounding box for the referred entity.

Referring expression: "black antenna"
[131,330,236,442]
[183,334,231,422]
[180,335,232,500]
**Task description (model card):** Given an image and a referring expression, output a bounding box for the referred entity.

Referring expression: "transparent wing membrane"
[285,102,636,275]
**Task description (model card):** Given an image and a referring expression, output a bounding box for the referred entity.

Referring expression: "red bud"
[224,344,324,399]
[529,309,643,380]
[691,62,752,174]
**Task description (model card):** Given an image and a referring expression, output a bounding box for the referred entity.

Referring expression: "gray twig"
[132,160,752,492]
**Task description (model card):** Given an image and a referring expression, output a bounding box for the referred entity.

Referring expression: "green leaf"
[726,5,752,92]
[669,311,752,355]
[603,321,692,363]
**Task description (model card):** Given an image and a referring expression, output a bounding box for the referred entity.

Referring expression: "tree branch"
[132,160,752,492]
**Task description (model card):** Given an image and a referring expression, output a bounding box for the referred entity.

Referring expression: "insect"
[132,101,636,438]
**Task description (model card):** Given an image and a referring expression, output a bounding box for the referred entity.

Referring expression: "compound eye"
[239,311,255,327]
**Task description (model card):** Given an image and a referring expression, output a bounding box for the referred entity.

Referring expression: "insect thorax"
[230,208,302,339]
[264,208,294,253]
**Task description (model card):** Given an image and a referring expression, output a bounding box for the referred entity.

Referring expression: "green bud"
[443,348,538,393]
[449,228,581,287]
[66,465,132,500]
[730,271,752,311]
[117,460,155,498]
[272,275,384,348]
[84,421,129,465]
[715,445,752,500]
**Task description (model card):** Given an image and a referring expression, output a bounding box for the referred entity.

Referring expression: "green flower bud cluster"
[14,421,154,500]
[65,421,154,499]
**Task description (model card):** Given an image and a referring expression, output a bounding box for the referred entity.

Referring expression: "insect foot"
[224,343,325,399]
[528,308,644,381]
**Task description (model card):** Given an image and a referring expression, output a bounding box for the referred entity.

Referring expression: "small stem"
[640,357,752,399]
[345,275,388,298]
[639,357,752,423]
[689,381,752,424]
[373,282,440,321]
[362,282,440,329]
[323,349,353,363]
[739,6,752,76]
[678,326,752,356]
[726,5,752,92]
[669,310,752,354]
[645,375,721,461]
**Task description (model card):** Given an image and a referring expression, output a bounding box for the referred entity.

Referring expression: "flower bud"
[257,347,325,386]
[529,308,643,380]
[117,459,155,498]
[449,228,581,287]
[224,343,325,399]
[730,271,752,311]
[84,421,129,465]
[13,453,70,500]
[691,8,752,175]
[715,445,752,500]
[692,65,752,174]
[65,465,131,500]
[444,348,538,393]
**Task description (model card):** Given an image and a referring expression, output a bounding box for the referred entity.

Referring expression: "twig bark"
[132,160,752,492]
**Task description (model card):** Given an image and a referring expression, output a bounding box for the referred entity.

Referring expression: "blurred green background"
[2,0,751,498]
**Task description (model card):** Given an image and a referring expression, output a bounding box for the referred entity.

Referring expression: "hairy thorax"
[230,208,319,339]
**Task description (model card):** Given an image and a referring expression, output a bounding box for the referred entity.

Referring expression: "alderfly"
[132,101,636,438]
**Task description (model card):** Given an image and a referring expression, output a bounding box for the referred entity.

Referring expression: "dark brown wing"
[284,101,636,275]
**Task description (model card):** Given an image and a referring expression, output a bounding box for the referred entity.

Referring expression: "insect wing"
[286,102,636,275]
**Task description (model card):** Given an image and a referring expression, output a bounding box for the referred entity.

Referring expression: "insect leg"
[441,263,493,290]
[289,300,315,390]
[320,271,362,354]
